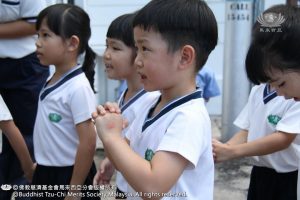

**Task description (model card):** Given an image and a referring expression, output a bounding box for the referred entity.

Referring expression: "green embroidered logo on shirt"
[145,149,155,161]
[267,114,281,125]
[48,113,62,123]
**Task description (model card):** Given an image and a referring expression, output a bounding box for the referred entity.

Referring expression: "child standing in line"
[213,83,300,200]
[0,95,35,183]
[93,13,159,199]
[93,0,218,199]
[31,4,98,200]
[242,4,300,200]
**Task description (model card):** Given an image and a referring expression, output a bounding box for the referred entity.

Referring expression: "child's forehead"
[133,26,158,34]
[133,26,162,40]
[38,20,50,31]
[106,37,125,45]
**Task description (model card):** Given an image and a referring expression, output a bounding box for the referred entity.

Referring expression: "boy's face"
[134,27,180,91]
[268,68,300,101]
[103,38,136,80]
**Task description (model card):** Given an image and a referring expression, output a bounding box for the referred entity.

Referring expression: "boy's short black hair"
[107,13,136,48]
[133,0,218,72]
[246,4,300,84]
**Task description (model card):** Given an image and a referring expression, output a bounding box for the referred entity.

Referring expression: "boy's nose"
[103,51,110,60]
[35,39,41,48]
[134,59,143,69]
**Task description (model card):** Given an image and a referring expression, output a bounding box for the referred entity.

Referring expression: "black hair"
[36,4,96,92]
[132,0,218,72]
[246,4,300,84]
[107,13,136,48]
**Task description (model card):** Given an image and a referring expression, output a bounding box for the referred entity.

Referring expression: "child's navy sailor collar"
[142,90,202,132]
[263,84,277,104]
[40,65,83,100]
[119,88,147,113]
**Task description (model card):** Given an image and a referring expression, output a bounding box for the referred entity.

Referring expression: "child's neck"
[123,80,143,104]
[48,61,78,85]
[55,61,78,75]
[269,84,276,92]
[151,84,196,117]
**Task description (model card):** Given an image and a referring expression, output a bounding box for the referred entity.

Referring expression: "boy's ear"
[179,45,195,69]
[67,35,80,52]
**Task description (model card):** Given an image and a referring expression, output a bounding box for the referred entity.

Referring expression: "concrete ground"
[211,117,251,200]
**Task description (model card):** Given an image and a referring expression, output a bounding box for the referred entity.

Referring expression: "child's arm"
[213,131,296,162]
[95,112,189,198]
[93,157,115,185]
[0,120,35,181]
[0,20,36,38]
[68,120,96,187]
[225,129,248,145]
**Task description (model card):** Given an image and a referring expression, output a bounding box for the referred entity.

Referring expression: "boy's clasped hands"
[92,102,128,142]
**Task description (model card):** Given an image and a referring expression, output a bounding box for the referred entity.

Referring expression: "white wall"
[264,0,286,9]
[204,0,225,115]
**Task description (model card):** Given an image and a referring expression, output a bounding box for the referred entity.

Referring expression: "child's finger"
[93,171,101,185]
[104,102,121,113]
[92,112,99,119]
[96,105,107,115]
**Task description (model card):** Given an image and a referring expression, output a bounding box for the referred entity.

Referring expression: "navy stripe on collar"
[40,68,83,100]
[2,0,20,5]
[120,89,147,113]
[263,84,277,104]
[142,90,202,132]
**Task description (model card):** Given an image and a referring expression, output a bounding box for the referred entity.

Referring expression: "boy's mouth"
[138,72,147,80]
[104,64,113,71]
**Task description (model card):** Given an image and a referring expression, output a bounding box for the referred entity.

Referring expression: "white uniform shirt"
[115,89,160,192]
[33,66,96,166]
[0,0,46,58]
[0,95,12,121]
[234,84,300,172]
[126,90,214,200]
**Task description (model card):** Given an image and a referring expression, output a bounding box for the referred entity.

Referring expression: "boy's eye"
[38,32,49,38]
[112,47,121,51]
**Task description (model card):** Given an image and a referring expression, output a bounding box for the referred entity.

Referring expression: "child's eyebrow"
[136,38,147,44]
[268,78,279,83]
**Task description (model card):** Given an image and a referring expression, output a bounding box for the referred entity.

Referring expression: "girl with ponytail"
[32,4,98,199]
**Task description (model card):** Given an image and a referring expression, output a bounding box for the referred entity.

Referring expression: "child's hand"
[92,102,121,120]
[23,163,36,183]
[212,139,233,163]
[93,157,115,185]
[94,112,123,141]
